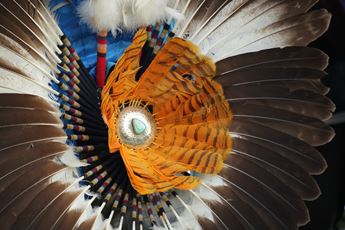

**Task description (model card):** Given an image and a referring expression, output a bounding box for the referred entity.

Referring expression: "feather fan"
[0,0,335,229]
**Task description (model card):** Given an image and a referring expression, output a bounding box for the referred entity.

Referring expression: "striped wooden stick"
[96,31,108,88]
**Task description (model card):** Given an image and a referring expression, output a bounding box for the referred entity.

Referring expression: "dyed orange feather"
[101,28,233,194]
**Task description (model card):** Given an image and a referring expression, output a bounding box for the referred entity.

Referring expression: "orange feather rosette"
[101,28,232,195]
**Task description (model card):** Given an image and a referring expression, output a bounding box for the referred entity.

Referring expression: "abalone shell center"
[116,106,156,148]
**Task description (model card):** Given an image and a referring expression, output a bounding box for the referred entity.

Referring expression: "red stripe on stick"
[96,31,108,88]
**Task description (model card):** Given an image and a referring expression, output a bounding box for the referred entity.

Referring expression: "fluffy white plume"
[91,202,107,230]
[78,0,122,34]
[60,150,90,167]
[177,190,215,222]
[74,196,98,228]
[122,0,184,30]
[50,166,80,184]
[202,175,227,187]
[78,0,183,34]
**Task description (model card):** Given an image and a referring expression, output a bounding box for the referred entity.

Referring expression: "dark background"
[302,1,345,229]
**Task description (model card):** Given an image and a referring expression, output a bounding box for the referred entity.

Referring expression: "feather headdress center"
[116,105,156,149]
[101,29,233,194]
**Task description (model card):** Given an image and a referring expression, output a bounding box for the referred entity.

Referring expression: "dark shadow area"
[302,1,345,229]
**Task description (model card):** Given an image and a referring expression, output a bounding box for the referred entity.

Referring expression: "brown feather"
[0,55,29,77]
[229,118,327,174]
[0,160,66,214]
[1,1,47,41]
[0,141,67,180]
[12,182,70,229]
[54,209,84,230]
[232,96,333,121]
[0,178,49,229]
[0,19,56,70]
[210,184,297,230]
[230,102,335,146]
[201,186,283,230]
[197,202,247,230]
[76,216,97,230]
[0,125,66,152]
[224,83,335,108]
[0,13,40,50]
[224,84,335,119]
[0,94,58,112]
[0,108,61,127]
[28,191,82,230]
[215,47,333,120]
[229,137,321,200]
[239,80,329,95]
[197,188,272,230]
[192,0,320,44]
[216,47,328,75]
[222,9,331,57]
[214,177,298,230]
[215,67,328,94]
[221,154,309,225]
[0,157,53,195]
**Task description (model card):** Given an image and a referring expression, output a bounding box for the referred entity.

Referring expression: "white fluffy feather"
[49,166,80,184]
[176,190,214,222]
[60,150,90,168]
[201,175,227,187]
[69,190,92,211]
[91,202,107,230]
[122,0,184,30]
[78,0,122,34]
[78,0,183,33]
[74,196,98,228]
